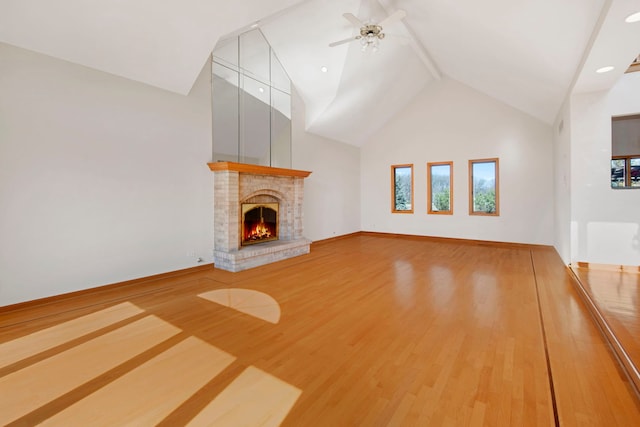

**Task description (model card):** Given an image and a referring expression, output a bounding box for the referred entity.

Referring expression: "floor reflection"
[571,266,640,391]
[393,260,415,307]
[427,265,455,311]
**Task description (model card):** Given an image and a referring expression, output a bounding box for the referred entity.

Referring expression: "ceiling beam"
[377,0,442,80]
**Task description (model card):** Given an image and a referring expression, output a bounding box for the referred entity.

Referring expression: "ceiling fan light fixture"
[360,35,379,52]
[358,26,382,52]
[330,9,404,51]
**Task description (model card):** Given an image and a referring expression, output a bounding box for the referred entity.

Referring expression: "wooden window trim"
[427,161,453,215]
[469,158,500,216]
[391,164,414,214]
[612,155,640,188]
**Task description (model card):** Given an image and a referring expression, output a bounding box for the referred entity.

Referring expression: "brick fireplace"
[208,162,312,272]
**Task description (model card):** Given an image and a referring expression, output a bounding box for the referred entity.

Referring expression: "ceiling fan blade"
[329,37,357,47]
[342,12,363,27]
[379,9,406,28]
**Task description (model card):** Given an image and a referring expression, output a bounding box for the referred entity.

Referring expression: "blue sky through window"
[473,162,495,181]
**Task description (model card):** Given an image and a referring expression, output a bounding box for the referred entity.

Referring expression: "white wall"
[360,78,555,245]
[0,42,362,306]
[292,90,361,242]
[570,72,640,265]
[0,43,214,306]
[554,100,572,264]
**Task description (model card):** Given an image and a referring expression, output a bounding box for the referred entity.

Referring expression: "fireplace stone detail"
[209,162,312,272]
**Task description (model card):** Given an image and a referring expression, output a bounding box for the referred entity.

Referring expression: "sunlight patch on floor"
[41,337,236,426]
[198,289,281,324]
[0,301,143,368]
[0,315,180,425]
[187,366,302,427]
[0,297,300,426]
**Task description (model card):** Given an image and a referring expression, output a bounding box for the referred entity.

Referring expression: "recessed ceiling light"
[250,22,260,29]
[625,12,640,23]
[320,66,328,73]
[258,87,265,93]
[596,66,615,73]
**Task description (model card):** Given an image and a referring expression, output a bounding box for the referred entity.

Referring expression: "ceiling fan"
[329,9,407,52]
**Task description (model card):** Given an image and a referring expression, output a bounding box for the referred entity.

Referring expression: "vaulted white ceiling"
[1,0,639,146]
[0,0,305,94]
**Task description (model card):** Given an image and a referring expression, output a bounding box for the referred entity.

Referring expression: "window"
[611,156,640,188]
[427,162,453,214]
[391,164,414,213]
[469,158,499,216]
[612,115,640,189]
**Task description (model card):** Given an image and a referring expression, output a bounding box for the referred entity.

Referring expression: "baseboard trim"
[358,231,552,249]
[0,264,214,314]
[311,232,361,246]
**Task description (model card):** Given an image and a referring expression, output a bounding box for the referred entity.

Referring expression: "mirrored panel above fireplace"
[212,29,292,169]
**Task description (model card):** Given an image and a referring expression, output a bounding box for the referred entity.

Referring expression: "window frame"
[611,155,640,188]
[468,158,500,216]
[391,164,414,214]
[427,161,453,215]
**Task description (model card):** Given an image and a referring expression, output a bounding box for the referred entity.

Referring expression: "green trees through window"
[428,162,453,214]
[469,159,499,216]
[389,160,499,216]
[391,165,413,213]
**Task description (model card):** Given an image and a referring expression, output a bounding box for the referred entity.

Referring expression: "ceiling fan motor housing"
[360,24,384,39]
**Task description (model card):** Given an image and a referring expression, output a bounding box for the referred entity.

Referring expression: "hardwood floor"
[1,235,639,426]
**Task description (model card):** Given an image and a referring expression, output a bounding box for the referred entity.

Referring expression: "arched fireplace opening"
[241,203,278,246]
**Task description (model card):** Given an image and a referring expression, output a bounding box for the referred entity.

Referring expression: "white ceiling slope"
[574,0,640,94]
[398,0,608,124]
[261,0,438,146]
[0,0,305,95]
[1,0,638,146]
[261,0,627,144]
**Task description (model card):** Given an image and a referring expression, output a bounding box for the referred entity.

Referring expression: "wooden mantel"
[208,161,311,178]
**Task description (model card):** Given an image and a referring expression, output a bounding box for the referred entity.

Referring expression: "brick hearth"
[208,162,312,272]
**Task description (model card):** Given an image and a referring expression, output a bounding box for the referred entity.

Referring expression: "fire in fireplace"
[241,203,278,246]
